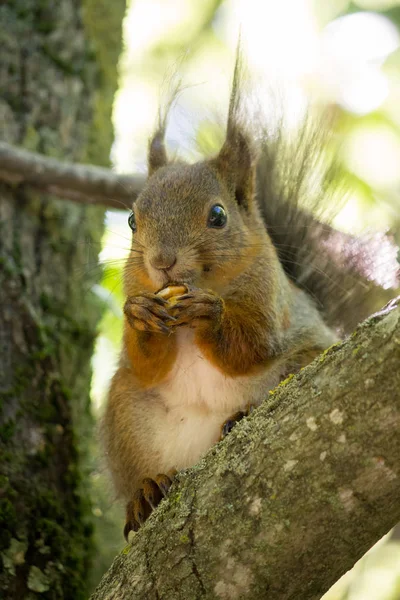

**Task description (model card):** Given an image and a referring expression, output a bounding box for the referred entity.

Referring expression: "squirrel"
[102,55,399,540]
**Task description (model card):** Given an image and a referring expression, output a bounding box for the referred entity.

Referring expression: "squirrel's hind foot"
[220,404,255,440]
[124,473,175,541]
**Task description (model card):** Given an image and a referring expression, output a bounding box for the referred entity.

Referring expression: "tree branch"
[91,298,400,600]
[0,142,145,210]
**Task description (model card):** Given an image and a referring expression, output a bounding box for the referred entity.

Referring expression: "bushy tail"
[255,113,399,334]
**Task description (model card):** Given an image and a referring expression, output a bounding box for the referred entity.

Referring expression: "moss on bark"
[0,0,125,598]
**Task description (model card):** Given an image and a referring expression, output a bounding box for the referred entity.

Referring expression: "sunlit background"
[88,0,400,595]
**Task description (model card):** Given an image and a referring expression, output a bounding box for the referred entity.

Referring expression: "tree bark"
[91,299,400,600]
[0,1,124,598]
[0,142,142,210]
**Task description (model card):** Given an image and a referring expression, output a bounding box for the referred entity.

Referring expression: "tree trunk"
[91,299,400,600]
[0,1,124,598]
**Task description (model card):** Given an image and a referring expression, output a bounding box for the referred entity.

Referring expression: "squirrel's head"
[124,125,268,292]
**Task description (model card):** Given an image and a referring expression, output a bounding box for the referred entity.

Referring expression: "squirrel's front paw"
[170,288,224,329]
[124,473,174,541]
[124,293,175,334]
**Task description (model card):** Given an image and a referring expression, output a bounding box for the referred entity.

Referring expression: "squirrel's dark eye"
[128,212,136,232]
[207,204,227,229]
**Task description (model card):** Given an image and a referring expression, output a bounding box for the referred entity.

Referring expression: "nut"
[157,285,187,305]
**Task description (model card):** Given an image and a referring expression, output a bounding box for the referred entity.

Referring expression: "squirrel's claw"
[124,294,175,334]
[124,501,140,542]
[123,472,175,540]
[170,289,224,328]
[154,472,174,497]
[220,404,256,440]
[220,411,246,440]
[141,477,163,510]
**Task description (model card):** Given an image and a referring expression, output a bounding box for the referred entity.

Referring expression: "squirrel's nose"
[149,252,177,271]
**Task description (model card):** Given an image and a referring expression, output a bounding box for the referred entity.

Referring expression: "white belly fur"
[152,329,280,473]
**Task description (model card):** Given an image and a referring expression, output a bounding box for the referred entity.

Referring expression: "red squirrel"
[102,55,399,539]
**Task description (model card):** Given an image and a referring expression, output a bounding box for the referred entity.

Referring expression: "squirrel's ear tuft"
[214,39,256,210]
[148,129,168,177]
[216,128,256,211]
[148,71,183,177]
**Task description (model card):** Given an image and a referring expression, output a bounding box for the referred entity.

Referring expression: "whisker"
[105,195,132,211]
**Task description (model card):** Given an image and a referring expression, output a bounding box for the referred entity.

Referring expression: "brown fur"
[124,325,178,388]
[102,50,399,532]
